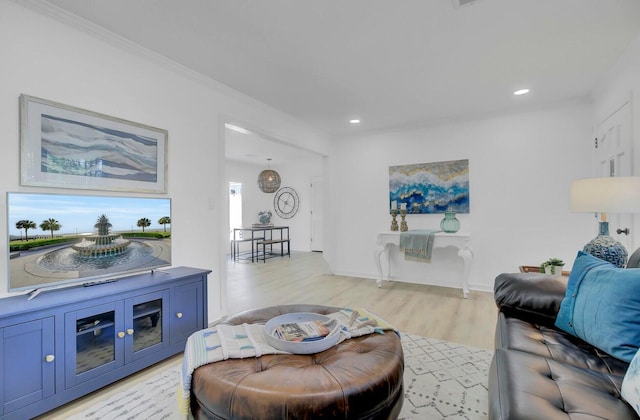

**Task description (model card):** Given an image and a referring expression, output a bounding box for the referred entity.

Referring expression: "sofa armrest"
[494,273,568,326]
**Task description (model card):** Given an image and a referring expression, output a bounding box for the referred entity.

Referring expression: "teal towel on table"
[400,229,441,262]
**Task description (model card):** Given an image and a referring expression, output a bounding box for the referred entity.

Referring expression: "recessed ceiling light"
[513,89,530,96]
[349,119,361,124]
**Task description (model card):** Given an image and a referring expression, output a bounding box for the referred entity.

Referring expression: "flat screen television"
[7,192,171,293]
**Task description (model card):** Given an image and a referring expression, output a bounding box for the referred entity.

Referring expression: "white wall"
[0,1,331,323]
[326,103,595,292]
[226,157,323,252]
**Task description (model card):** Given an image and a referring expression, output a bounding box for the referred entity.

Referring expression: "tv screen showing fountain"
[7,192,171,292]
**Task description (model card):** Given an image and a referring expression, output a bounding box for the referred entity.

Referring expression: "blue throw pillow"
[555,251,640,362]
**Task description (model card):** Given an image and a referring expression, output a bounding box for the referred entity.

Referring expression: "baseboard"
[330,269,493,295]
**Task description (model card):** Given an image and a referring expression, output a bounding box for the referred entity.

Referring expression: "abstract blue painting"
[389,159,470,214]
[20,94,167,193]
[41,114,158,182]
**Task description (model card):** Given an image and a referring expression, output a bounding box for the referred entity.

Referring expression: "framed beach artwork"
[20,94,168,193]
[389,159,470,214]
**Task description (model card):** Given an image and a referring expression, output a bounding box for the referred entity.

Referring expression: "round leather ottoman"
[189,304,404,419]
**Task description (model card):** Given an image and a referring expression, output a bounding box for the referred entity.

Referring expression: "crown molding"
[11,0,318,131]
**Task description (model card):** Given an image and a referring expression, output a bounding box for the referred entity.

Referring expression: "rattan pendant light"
[257,158,281,193]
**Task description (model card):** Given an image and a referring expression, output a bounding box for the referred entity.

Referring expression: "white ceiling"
[38,0,640,163]
[225,125,323,166]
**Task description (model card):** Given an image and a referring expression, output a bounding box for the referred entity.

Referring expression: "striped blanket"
[177,308,395,416]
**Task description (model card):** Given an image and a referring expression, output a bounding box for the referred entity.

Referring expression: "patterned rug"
[71,333,492,420]
[401,333,492,419]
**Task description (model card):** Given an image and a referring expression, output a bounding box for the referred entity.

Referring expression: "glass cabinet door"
[132,299,162,352]
[65,301,124,388]
[65,290,171,387]
[125,290,170,363]
[76,310,116,374]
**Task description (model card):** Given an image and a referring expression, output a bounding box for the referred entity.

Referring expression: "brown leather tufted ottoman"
[189,304,404,419]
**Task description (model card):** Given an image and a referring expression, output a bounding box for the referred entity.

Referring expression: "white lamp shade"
[570,177,640,214]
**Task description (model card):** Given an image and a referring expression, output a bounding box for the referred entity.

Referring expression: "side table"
[373,231,473,298]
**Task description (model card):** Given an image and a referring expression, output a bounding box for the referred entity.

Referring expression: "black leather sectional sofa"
[488,272,638,419]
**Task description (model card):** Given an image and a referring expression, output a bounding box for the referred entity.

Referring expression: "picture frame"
[20,94,168,193]
[389,159,470,214]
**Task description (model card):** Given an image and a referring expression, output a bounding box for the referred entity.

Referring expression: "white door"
[594,100,633,253]
[310,177,324,251]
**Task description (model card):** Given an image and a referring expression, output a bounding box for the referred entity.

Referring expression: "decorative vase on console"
[440,207,460,233]
[258,210,272,225]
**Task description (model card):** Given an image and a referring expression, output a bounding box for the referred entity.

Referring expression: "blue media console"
[0,266,210,420]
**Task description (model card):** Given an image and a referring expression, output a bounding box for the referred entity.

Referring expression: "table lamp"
[570,176,640,267]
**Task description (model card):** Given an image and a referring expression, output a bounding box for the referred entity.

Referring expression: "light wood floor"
[227,251,497,350]
[38,251,497,419]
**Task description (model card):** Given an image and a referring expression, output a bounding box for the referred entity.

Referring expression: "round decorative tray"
[264,312,341,354]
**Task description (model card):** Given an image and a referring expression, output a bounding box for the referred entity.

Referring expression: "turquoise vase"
[583,221,628,268]
[440,208,460,233]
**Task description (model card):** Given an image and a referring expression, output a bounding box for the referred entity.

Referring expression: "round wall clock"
[274,187,300,219]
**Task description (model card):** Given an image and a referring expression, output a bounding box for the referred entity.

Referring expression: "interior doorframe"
[310,175,324,252]
[218,113,327,317]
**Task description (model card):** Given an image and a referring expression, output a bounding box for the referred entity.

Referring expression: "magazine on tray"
[273,320,331,342]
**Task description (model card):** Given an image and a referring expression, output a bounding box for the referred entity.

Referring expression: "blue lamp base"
[583,221,628,268]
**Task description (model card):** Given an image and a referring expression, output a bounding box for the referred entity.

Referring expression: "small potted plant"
[258,210,272,225]
[541,258,565,275]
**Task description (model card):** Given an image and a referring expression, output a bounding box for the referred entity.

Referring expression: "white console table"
[373,232,473,298]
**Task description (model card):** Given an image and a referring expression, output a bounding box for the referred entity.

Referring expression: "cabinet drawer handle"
[176,312,183,318]
[45,354,55,363]
[117,331,125,338]
[127,328,134,335]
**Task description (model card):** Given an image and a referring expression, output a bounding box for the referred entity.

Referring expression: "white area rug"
[71,333,492,420]
[401,333,492,419]
[69,364,182,420]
